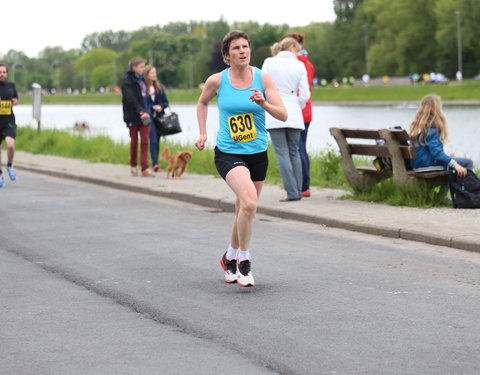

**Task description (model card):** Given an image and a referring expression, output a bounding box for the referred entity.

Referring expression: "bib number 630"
[227,113,257,143]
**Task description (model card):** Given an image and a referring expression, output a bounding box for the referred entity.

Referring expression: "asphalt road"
[1,172,480,375]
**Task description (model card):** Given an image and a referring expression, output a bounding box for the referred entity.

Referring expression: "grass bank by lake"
[313,79,480,102]
[16,127,457,208]
[19,80,480,105]
[15,127,346,189]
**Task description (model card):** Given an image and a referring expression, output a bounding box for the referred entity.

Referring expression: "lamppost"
[455,10,462,75]
[51,60,60,92]
[10,61,22,82]
[187,24,194,88]
[363,23,370,75]
[112,54,117,88]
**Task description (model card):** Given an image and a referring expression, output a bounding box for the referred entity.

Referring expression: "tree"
[363,0,439,76]
[149,32,183,86]
[435,0,480,77]
[331,0,366,77]
[334,0,364,22]
[91,65,114,89]
[295,23,337,80]
[76,48,116,89]
[82,30,133,53]
[2,50,29,89]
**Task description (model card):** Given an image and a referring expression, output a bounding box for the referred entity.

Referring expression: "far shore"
[313,100,480,107]
[16,100,480,107]
[16,80,480,106]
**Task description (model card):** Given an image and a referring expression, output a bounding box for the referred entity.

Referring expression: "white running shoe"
[237,260,255,287]
[219,252,237,283]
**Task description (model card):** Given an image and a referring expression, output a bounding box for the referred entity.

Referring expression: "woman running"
[195,30,287,287]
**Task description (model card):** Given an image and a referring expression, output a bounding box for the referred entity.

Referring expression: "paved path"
[2,172,480,375]
[9,151,480,252]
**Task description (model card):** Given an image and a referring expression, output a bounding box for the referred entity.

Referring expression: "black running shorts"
[0,122,16,141]
[214,146,268,181]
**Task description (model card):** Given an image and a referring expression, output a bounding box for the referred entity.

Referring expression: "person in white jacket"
[262,37,310,201]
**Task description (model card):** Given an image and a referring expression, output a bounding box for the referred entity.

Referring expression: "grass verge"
[16,127,457,207]
[18,80,480,104]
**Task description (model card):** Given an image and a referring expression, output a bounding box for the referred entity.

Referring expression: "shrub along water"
[16,127,454,207]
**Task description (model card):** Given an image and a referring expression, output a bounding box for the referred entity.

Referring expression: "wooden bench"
[329,127,450,191]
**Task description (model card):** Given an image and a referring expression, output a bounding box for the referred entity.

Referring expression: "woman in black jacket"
[144,65,169,172]
[121,57,154,177]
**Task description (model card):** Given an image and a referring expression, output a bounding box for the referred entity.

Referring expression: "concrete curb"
[16,164,480,253]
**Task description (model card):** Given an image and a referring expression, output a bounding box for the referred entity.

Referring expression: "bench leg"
[330,127,390,191]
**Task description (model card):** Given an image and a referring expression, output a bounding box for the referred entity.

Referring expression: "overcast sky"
[2,0,336,57]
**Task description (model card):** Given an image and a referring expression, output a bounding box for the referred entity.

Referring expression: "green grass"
[16,127,129,163]
[349,178,451,208]
[312,79,480,102]
[16,127,462,207]
[18,80,480,104]
[15,127,347,188]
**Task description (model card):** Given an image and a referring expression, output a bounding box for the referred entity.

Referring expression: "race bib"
[227,113,257,143]
[0,100,12,115]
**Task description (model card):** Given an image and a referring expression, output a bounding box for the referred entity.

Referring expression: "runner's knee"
[240,196,257,216]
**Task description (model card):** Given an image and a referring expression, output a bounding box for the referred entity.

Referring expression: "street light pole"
[187,24,194,89]
[363,23,370,75]
[11,61,22,82]
[455,10,462,75]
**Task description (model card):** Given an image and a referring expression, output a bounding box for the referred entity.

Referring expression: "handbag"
[155,108,182,136]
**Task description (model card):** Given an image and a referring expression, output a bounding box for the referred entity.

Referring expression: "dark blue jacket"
[411,128,456,171]
[149,84,169,119]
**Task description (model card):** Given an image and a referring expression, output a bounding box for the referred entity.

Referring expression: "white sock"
[238,250,251,262]
[226,245,238,260]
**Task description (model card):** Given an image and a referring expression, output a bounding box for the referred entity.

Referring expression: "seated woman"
[409,94,473,176]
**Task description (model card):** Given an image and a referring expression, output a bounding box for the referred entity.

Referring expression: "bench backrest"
[331,128,416,159]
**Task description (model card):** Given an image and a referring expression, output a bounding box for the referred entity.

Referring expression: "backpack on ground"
[449,169,480,209]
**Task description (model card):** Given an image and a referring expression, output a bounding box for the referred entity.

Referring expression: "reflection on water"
[14,103,479,165]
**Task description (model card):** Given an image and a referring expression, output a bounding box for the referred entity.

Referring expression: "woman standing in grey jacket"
[262,37,310,201]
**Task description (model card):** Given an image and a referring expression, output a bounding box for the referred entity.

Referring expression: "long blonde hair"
[270,37,301,56]
[409,94,449,144]
[144,65,162,93]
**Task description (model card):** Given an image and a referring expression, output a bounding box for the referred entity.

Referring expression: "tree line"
[2,0,478,92]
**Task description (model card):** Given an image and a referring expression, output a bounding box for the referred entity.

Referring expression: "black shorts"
[214,146,268,181]
[0,121,16,141]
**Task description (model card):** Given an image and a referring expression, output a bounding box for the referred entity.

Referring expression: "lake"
[14,103,480,165]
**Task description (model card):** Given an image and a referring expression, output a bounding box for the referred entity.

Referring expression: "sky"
[1,0,336,58]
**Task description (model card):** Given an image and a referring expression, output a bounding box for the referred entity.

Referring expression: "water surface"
[14,103,480,165]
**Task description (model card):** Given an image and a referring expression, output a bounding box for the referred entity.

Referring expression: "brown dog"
[160,147,192,179]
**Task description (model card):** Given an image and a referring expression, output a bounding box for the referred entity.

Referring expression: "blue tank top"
[216,67,267,154]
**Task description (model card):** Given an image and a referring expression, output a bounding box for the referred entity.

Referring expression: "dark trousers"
[299,122,311,192]
[129,124,150,171]
[149,122,161,166]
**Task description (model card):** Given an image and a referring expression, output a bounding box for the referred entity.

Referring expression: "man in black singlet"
[0,63,18,187]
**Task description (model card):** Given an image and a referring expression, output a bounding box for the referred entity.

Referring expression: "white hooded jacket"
[262,50,310,130]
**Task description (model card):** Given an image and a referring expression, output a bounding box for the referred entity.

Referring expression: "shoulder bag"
[154,107,182,136]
